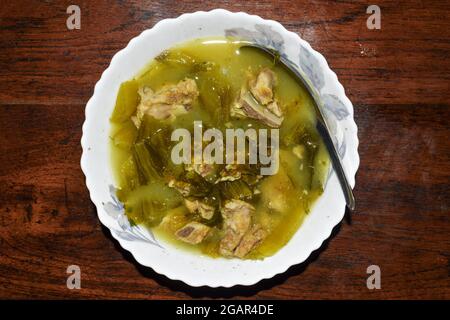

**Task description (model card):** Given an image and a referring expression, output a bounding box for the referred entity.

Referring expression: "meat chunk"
[175,222,210,244]
[185,162,216,180]
[184,199,215,220]
[168,179,192,197]
[230,68,284,127]
[145,78,198,106]
[231,91,283,128]
[249,68,277,105]
[215,164,242,183]
[234,225,267,258]
[219,200,254,256]
[184,153,219,183]
[266,100,282,117]
[132,78,199,127]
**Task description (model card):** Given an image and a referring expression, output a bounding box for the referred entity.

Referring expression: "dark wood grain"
[0,0,449,299]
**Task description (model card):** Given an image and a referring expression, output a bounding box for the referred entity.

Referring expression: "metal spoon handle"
[316,120,355,210]
[279,53,356,211]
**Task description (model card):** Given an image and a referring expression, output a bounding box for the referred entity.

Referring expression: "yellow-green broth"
[109,37,330,259]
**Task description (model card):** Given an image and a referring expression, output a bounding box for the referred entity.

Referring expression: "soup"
[109,37,330,259]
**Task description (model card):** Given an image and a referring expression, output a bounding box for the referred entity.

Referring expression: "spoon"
[241,43,355,211]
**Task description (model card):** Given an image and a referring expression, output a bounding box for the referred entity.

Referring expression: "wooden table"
[0,0,448,299]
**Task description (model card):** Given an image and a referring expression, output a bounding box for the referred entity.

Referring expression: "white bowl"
[81,9,359,288]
